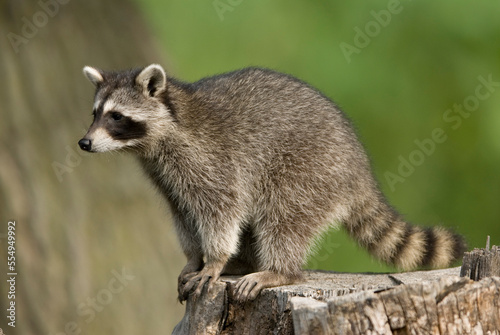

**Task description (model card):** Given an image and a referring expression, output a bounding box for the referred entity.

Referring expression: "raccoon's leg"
[222,226,259,275]
[172,212,204,301]
[233,214,312,301]
[179,216,241,299]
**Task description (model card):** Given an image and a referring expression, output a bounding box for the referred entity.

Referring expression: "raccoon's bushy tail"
[344,199,467,270]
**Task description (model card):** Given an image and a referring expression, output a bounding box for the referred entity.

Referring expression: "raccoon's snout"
[78,138,92,151]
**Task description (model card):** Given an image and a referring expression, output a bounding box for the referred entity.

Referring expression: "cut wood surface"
[172,265,500,334]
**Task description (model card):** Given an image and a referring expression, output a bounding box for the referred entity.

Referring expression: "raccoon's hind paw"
[233,271,297,302]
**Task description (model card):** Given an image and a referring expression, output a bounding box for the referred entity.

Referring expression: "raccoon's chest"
[139,155,203,212]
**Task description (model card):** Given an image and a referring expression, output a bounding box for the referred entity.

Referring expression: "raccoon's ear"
[83,66,104,86]
[136,64,167,98]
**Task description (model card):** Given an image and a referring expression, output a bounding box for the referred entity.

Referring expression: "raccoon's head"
[79,64,172,153]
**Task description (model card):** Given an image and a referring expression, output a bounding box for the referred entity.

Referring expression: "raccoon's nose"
[78,138,92,151]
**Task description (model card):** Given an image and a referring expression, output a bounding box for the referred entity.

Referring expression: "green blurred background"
[1,0,499,333]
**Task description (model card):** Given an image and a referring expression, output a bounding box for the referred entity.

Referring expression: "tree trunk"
[174,255,500,334]
[0,1,184,333]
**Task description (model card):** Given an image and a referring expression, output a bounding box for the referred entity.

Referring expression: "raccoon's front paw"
[179,262,224,300]
[177,271,198,302]
[177,259,204,302]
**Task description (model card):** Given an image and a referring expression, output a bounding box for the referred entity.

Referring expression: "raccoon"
[79,64,466,301]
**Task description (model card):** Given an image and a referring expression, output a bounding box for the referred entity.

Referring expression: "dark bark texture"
[461,244,500,281]
[175,262,500,335]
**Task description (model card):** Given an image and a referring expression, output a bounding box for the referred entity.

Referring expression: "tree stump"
[460,239,500,281]
[172,265,500,334]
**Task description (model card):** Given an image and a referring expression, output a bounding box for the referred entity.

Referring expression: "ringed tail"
[344,200,467,270]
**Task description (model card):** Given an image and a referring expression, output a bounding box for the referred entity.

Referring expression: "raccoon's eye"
[111,112,123,121]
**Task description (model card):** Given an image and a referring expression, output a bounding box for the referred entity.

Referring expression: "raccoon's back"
[180,68,357,150]
[168,67,373,206]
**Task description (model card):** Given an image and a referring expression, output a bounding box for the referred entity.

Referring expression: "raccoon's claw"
[177,259,205,302]
[233,271,297,302]
[234,273,262,301]
[179,266,222,300]
[177,272,198,302]
[178,289,191,303]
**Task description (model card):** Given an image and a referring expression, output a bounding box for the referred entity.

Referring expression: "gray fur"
[80,65,466,301]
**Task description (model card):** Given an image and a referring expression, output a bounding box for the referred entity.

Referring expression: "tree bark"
[174,264,500,335]
[460,243,500,281]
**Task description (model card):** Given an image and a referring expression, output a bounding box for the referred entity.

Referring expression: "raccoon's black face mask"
[79,64,170,153]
